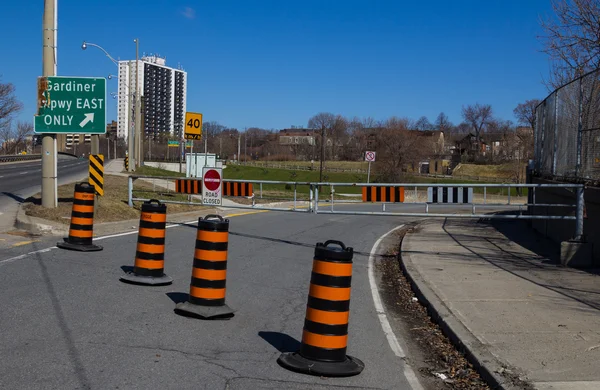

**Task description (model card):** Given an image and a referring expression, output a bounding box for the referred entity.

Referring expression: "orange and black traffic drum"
[57,182,102,252]
[278,240,364,377]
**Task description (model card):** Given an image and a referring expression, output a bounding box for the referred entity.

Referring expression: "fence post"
[575,186,585,241]
[552,90,558,176]
[128,176,133,207]
[576,77,583,177]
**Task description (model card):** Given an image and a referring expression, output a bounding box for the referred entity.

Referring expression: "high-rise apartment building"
[116,55,187,143]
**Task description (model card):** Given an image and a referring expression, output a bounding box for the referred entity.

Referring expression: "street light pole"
[41,0,58,208]
[134,38,142,168]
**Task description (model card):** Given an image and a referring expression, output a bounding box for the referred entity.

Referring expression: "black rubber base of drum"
[119,271,173,286]
[174,301,234,320]
[277,352,364,377]
[57,239,103,252]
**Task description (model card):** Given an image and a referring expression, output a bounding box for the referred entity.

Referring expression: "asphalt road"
[0,157,89,232]
[0,157,89,202]
[0,208,424,390]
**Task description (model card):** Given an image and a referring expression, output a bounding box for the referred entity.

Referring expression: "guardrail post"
[309,184,313,213]
[575,186,585,241]
[330,184,334,211]
[294,183,297,211]
[128,176,133,207]
[260,183,263,199]
[315,186,319,214]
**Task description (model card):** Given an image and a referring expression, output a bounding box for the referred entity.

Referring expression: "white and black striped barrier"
[427,187,473,204]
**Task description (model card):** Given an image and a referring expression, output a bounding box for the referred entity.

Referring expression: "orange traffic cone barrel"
[175,215,234,320]
[120,199,172,286]
[278,240,364,377]
[57,182,102,252]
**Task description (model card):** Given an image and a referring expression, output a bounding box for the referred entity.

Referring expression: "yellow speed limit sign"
[184,112,203,140]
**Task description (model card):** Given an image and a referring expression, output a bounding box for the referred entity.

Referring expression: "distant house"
[455,133,486,158]
[278,129,315,146]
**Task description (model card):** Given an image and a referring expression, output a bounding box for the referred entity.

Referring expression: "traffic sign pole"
[364,151,376,184]
[41,0,57,208]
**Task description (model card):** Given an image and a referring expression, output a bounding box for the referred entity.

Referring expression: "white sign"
[202,167,223,206]
[365,151,376,162]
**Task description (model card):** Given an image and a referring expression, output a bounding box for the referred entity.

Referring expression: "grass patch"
[24,174,208,224]
[453,163,520,179]
[243,160,368,171]
[134,165,185,178]
[224,165,368,195]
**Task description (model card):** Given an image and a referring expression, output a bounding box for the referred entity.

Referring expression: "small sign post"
[365,151,376,183]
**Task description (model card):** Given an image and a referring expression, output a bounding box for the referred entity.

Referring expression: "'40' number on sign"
[187,118,201,128]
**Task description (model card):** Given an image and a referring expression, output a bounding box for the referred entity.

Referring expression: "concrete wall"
[530,178,600,265]
[144,161,185,173]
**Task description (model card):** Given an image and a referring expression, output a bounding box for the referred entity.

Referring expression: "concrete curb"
[15,206,68,236]
[400,223,523,390]
[15,205,227,238]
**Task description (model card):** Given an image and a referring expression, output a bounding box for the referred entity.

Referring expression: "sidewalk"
[402,218,600,390]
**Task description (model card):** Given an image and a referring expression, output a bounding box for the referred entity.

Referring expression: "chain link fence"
[535,69,600,182]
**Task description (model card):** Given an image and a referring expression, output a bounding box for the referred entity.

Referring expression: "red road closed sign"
[202,167,222,205]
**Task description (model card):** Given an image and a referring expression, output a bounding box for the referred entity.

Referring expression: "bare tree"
[461,103,493,155]
[0,77,23,139]
[1,121,33,154]
[434,112,453,133]
[373,117,427,182]
[308,112,336,182]
[513,99,541,129]
[329,115,348,160]
[414,116,433,131]
[504,127,534,193]
[539,0,600,89]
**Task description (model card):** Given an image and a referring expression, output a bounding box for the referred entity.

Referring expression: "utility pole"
[41,0,57,208]
[237,133,241,163]
[319,126,325,182]
[134,38,142,168]
[127,62,134,172]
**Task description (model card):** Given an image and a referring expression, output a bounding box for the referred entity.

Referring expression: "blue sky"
[1,0,554,130]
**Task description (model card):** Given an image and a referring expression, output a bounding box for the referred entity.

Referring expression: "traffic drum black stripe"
[74,199,95,206]
[136,236,165,245]
[307,296,350,312]
[135,251,164,260]
[70,224,93,231]
[71,211,94,218]
[191,278,227,289]
[193,259,228,270]
[303,319,348,336]
[139,220,166,229]
[195,240,228,251]
[310,273,352,288]
[189,296,225,306]
[133,267,163,277]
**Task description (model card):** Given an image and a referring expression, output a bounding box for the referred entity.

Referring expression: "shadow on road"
[1,192,26,203]
[166,292,189,304]
[258,331,300,353]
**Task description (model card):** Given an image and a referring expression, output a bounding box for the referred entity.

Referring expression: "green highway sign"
[34,76,106,134]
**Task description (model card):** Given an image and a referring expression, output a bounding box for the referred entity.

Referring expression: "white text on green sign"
[34,76,106,134]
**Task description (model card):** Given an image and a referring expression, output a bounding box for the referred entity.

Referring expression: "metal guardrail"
[0,154,41,163]
[127,175,585,240]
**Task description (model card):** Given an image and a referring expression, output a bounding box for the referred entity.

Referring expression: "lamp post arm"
[83,42,118,66]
